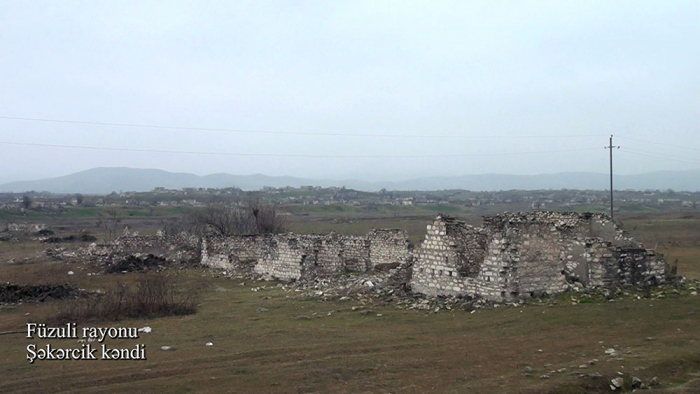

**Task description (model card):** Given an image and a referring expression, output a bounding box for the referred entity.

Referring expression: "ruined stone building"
[85,211,666,303]
[411,212,666,302]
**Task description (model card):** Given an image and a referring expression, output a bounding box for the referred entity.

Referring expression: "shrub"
[52,274,207,324]
[192,198,286,236]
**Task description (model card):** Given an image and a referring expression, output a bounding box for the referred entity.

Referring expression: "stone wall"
[367,229,412,270]
[341,236,371,272]
[255,234,307,280]
[201,230,410,281]
[412,212,666,302]
[412,216,488,297]
[200,235,262,271]
[88,234,201,266]
[83,211,665,303]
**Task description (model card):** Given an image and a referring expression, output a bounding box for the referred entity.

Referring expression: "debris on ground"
[0,282,89,303]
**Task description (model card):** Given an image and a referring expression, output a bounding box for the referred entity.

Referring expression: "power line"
[605,135,619,220]
[621,147,699,163]
[0,116,604,140]
[0,140,602,158]
[620,147,700,165]
[617,136,700,152]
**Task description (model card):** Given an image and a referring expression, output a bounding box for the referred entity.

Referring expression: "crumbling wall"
[412,212,666,302]
[411,216,488,297]
[85,211,664,303]
[367,229,412,270]
[255,234,307,280]
[201,235,262,271]
[614,247,665,286]
[202,230,410,281]
[252,232,395,280]
[89,234,201,266]
[341,236,371,272]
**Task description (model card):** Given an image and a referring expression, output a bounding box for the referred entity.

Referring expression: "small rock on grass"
[631,376,642,388]
[611,377,623,389]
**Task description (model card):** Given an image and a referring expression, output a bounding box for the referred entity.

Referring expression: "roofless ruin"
[85,211,667,302]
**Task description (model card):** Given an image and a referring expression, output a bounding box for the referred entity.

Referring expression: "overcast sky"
[1,0,698,183]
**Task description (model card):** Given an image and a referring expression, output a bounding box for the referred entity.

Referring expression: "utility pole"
[606,135,620,220]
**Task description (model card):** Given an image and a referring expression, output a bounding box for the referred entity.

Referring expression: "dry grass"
[52,275,206,324]
[1,275,699,393]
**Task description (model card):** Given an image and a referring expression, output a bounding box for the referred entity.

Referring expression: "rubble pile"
[0,282,88,303]
[105,254,170,273]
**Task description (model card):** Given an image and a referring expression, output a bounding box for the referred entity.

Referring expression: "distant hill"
[0,167,699,194]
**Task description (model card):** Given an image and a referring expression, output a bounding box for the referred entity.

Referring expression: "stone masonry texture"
[411,212,666,302]
[88,211,666,303]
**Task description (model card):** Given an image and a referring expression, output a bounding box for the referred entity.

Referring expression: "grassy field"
[1,269,699,393]
[0,209,699,392]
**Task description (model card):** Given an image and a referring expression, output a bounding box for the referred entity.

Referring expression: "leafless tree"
[96,208,124,242]
[161,215,206,236]
[191,198,286,236]
[247,198,286,234]
[21,195,32,209]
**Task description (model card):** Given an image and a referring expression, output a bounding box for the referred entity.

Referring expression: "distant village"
[1,185,698,214]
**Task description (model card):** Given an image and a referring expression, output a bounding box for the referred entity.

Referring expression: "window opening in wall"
[448,271,453,277]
